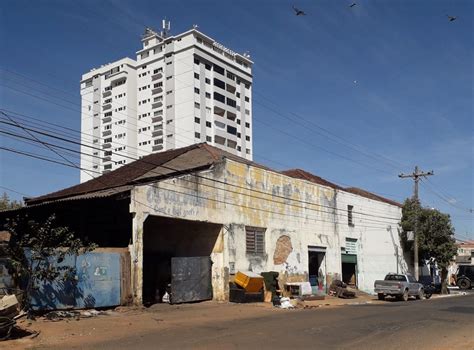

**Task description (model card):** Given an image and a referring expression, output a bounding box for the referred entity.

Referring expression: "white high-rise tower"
[80,24,253,182]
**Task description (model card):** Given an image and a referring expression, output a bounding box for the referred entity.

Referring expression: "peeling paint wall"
[129,158,405,302]
[336,190,407,293]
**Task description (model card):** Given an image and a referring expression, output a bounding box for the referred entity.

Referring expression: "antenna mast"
[161,19,171,38]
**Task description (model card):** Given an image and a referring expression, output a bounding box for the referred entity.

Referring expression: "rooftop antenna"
[161,19,171,38]
[193,24,199,29]
[243,51,251,58]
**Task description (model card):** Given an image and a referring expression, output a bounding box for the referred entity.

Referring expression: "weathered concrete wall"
[336,190,407,293]
[129,158,405,302]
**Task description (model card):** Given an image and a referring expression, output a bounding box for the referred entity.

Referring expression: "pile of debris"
[0,292,26,340]
[328,280,356,299]
[44,309,112,321]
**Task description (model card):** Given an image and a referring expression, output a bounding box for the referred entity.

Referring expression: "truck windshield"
[385,275,406,281]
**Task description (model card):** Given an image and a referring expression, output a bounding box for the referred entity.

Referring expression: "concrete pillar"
[130,210,148,305]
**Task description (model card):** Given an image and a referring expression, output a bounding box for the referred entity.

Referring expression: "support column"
[130,210,148,305]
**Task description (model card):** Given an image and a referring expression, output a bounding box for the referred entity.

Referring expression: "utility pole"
[399,166,434,280]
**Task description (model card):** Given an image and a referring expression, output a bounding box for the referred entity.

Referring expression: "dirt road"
[4,294,473,349]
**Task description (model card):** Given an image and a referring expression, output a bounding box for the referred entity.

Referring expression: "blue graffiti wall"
[30,251,122,310]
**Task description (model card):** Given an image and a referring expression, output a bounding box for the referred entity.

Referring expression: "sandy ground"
[1,293,471,350]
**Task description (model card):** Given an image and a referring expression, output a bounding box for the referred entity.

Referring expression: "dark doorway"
[143,216,222,305]
[308,246,326,293]
[341,254,357,287]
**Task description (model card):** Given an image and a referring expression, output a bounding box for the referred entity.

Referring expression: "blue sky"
[0,0,472,238]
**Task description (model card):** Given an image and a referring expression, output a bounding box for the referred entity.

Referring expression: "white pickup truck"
[374,273,425,301]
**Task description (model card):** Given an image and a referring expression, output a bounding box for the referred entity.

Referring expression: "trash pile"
[0,293,26,341]
[229,271,265,303]
[328,280,356,299]
[44,309,112,321]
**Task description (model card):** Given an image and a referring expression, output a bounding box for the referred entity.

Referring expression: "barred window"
[347,205,354,227]
[246,227,266,255]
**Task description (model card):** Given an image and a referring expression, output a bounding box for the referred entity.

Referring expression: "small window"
[195,132,201,139]
[205,63,211,71]
[206,136,212,142]
[213,78,226,90]
[194,58,200,65]
[194,87,200,94]
[206,121,211,128]
[205,78,210,84]
[214,64,225,75]
[245,136,250,141]
[194,73,200,79]
[195,102,201,109]
[213,92,225,103]
[205,92,211,98]
[246,227,265,255]
[245,96,250,102]
[194,117,200,123]
[226,98,236,108]
[348,205,354,227]
[245,122,250,128]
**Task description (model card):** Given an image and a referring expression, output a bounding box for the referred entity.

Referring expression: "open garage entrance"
[341,254,358,287]
[142,216,223,305]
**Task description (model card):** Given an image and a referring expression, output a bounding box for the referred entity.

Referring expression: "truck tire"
[416,288,424,300]
[458,279,471,290]
[377,293,385,301]
[401,289,409,302]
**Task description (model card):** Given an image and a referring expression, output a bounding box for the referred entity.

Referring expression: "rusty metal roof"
[25,143,401,209]
[282,169,402,207]
[281,169,343,190]
[26,143,271,206]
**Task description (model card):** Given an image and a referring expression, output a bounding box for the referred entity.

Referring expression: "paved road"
[82,295,474,349]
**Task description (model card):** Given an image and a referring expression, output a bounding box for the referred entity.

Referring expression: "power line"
[0,144,397,230]
[0,106,407,203]
[0,115,402,224]
[0,186,30,197]
[421,178,473,214]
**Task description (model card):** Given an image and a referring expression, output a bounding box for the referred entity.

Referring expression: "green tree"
[400,198,457,294]
[3,214,96,314]
[0,192,23,211]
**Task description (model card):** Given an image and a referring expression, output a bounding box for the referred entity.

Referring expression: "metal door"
[170,256,213,304]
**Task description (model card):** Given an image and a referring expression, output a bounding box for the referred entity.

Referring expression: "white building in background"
[80,24,253,183]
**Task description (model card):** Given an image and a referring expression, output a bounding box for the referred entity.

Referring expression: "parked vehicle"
[456,265,474,290]
[374,273,425,301]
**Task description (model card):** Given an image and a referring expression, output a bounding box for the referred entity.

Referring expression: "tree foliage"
[400,198,457,293]
[3,214,96,311]
[0,192,23,211]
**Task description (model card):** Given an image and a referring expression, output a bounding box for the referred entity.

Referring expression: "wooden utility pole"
[399,166,434,280]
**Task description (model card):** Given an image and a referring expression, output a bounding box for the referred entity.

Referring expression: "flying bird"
[293,6,306,16]
[447,15,457,22]
[349,2,357,7]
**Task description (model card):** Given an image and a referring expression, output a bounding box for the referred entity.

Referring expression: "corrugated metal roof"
[15,186,132,209]
[26,143,276,206]
[25,143,401,209]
